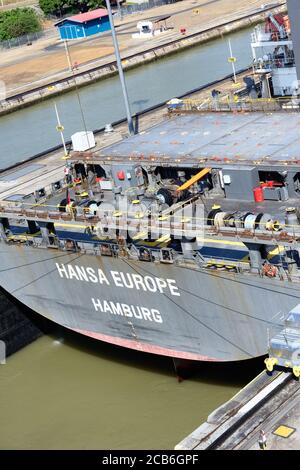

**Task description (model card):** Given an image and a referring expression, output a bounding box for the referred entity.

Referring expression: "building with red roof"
[55,8,111,40]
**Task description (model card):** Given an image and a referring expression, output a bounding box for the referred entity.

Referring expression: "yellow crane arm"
[176,168,211,192]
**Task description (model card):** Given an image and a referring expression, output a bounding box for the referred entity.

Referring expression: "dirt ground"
[0,0,36,11]
[3,44,117,86]
[0,0,283,93]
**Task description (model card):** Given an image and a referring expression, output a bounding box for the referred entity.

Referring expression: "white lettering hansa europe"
[55,263,180,296]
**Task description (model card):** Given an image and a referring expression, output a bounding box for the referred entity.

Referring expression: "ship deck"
[2,109,300,224]
[0,124,125,204]
[98,111,300,166]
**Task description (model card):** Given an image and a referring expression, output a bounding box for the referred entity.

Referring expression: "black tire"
[59,198,68,212]
[157,188,173,206]
[178,189,191,202]
[182,236,196,243]
[87,200,98,207]
[207,208,221,226]
[59,198,74,212]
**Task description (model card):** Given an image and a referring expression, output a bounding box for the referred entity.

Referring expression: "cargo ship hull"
[1,243,298,361]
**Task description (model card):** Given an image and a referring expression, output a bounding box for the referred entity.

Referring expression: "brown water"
[0,327,263,449]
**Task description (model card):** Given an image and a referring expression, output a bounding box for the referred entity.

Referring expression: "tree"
[38,0,65,16]
[69,0,106,13]
[0,8,42,41]
[39,0,105,16]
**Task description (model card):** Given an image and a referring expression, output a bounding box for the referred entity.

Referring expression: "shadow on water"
[2,286,264,389]
[55,326,265,389]
[66,331,264,388]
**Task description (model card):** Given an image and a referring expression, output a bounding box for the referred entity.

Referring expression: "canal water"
[0,25,255,169]
[0,324,263,450]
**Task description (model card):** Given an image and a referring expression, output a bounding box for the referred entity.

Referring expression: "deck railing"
[2,201,300,247]
[252,57,295,71]
[168,96,300,113]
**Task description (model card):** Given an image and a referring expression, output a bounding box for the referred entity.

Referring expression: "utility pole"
[105,0,134,135]
[228,39,237,84]
[54,102,68,156]
[64,40,73,72]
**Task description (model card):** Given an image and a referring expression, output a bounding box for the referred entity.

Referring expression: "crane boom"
[268,13,286,40]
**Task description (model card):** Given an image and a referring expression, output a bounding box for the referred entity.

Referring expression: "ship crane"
[266,14,287,40]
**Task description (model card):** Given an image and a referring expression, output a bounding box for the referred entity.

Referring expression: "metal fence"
[114,0,180,19]
[0,27,56,50]
[170,96,300,114]
[46,1,180,22]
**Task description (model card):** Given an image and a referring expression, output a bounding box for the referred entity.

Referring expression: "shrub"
[0,8,42,41]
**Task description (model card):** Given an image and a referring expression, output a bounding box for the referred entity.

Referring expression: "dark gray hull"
[1,243,299,361]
